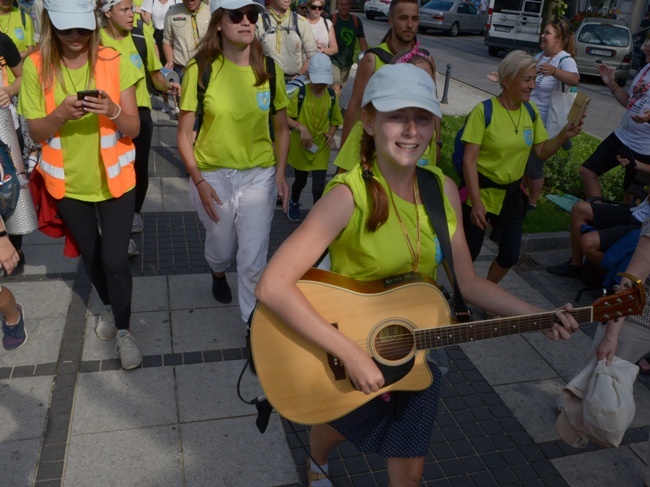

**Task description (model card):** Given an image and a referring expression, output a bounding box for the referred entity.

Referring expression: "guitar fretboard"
[414,307,594,349]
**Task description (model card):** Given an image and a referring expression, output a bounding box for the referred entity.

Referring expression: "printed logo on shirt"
[257,90,271,111]
[14,28,24,41]
[130,54,143,70]
[524,129,533,146]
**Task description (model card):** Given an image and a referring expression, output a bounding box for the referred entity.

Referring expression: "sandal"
[306,458,328,486]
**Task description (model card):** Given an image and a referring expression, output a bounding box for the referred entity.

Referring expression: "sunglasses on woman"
[309,4,323,10]
[54,27,94,37]
[227,9,259,24]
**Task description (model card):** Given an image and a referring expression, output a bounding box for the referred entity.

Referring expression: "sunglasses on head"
[227,9,259,23]
[54,27,94,37]
[309,4,323,10]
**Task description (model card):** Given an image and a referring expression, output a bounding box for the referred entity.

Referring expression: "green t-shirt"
[100,28,162,109]
[330,14,365,69]
[18,52,143,201]
[180,56,289,171]
[334,120,437,171]
[288,86,343,171]
[461,97,547,214]
[326,163,456,281]
[0,7,34,83]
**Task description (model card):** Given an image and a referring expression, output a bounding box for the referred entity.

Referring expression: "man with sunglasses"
[257,0,317,81]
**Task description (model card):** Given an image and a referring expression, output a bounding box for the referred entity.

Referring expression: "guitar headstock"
[592,280,646,322]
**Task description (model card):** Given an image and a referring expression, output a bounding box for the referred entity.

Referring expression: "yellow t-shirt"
[180,56,289,171]
[100,28,162,109]
[461,97,547,214]
[0,7,34,83]
[334,120,438,172]
[326,163,456,281]
[287,86,343,172]
[18,52,143,201]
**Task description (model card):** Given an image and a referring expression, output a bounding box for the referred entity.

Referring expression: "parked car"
[632,27,649,71]
[574,17,633,87]
[364,0,391,19]
[419,0,487,36]
[350,0,366,11]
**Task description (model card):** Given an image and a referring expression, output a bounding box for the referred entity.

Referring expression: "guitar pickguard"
[372,356,415,387]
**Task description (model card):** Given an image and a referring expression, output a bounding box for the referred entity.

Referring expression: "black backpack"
[295,84,335,118]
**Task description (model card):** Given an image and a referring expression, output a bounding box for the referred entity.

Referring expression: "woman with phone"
[526,17,579,210]
[461,50,582,284]
[177,0,289,323]
[18,0,144,369]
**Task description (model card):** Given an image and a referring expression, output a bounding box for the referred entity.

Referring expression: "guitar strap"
[416,167,472,322]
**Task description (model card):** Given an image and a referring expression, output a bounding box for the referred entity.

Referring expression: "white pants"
[189,166,277,322]
[581,321,650,484]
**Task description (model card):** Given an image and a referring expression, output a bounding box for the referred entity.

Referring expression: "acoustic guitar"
[250,268,644,425]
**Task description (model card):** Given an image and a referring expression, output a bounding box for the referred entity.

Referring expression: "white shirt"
[530,50,578,125]
[615,64,650,155]
[309,17,331,50]
[141,0,180,30]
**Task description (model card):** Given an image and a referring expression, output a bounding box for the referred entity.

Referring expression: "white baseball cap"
[43,0,96,31]
[308,53,333,85]
[362,64,441,118]
[210,0,266,13]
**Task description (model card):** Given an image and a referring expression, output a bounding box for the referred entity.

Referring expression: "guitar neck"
[414,307,594,349]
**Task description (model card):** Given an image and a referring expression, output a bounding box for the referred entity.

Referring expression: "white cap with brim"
[362,64,441,118]
[44,0,96,31]
[211,0,266,14]
[308,53,333,85]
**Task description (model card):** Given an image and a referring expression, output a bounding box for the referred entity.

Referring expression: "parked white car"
[364,0,391,20]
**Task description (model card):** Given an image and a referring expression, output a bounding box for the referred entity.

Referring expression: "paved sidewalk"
[2,75,649,487]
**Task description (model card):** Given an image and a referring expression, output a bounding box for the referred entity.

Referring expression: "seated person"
[547,197,650,279]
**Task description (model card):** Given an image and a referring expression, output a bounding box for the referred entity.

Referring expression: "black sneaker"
[212,273,232,304]
[546,261,582,279]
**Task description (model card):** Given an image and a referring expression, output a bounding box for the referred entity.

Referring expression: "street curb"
[521,231,571,252]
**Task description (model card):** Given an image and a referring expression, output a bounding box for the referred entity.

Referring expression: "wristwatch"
[0,229,7,238]
[435,141,443,148]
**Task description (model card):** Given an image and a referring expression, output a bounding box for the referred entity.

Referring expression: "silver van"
[484,0,545,56]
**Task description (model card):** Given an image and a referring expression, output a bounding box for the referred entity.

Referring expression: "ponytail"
[360,126,389,232]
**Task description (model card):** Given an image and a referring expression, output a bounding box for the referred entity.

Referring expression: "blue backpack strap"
[522,101,536,123]
[327,87,335,117]
[482,98,492,128]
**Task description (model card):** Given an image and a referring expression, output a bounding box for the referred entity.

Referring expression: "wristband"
[0,229,7,238]
[108,104,122,120]
[195,179,206,188]
[610,85,618,93]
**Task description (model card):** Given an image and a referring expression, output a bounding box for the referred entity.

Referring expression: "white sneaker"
[128,239,139,258]
[161,102,170,113]
[171,107,180,119]
[95,309,116,341]
[115,330,142,370]
[132,213,143,234]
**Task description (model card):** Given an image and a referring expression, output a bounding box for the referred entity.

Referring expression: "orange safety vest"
[31,48,135,200]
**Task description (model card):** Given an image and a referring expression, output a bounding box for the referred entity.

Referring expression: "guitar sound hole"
[374,324,414,361]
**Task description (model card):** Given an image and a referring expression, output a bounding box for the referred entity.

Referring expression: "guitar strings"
[350,308,599,353]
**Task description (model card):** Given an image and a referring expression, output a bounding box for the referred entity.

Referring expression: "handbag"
[545,55,578,138]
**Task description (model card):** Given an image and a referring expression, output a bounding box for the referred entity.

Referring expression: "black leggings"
[462,203,524,269]
[56,190,135,330]
[291,169,327,204]
[133,108,153,213]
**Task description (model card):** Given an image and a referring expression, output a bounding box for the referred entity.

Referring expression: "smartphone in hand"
[77,90,100,101]
[619,146,637,168]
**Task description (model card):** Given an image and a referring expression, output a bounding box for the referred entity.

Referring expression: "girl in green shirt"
[256,64,579,487]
